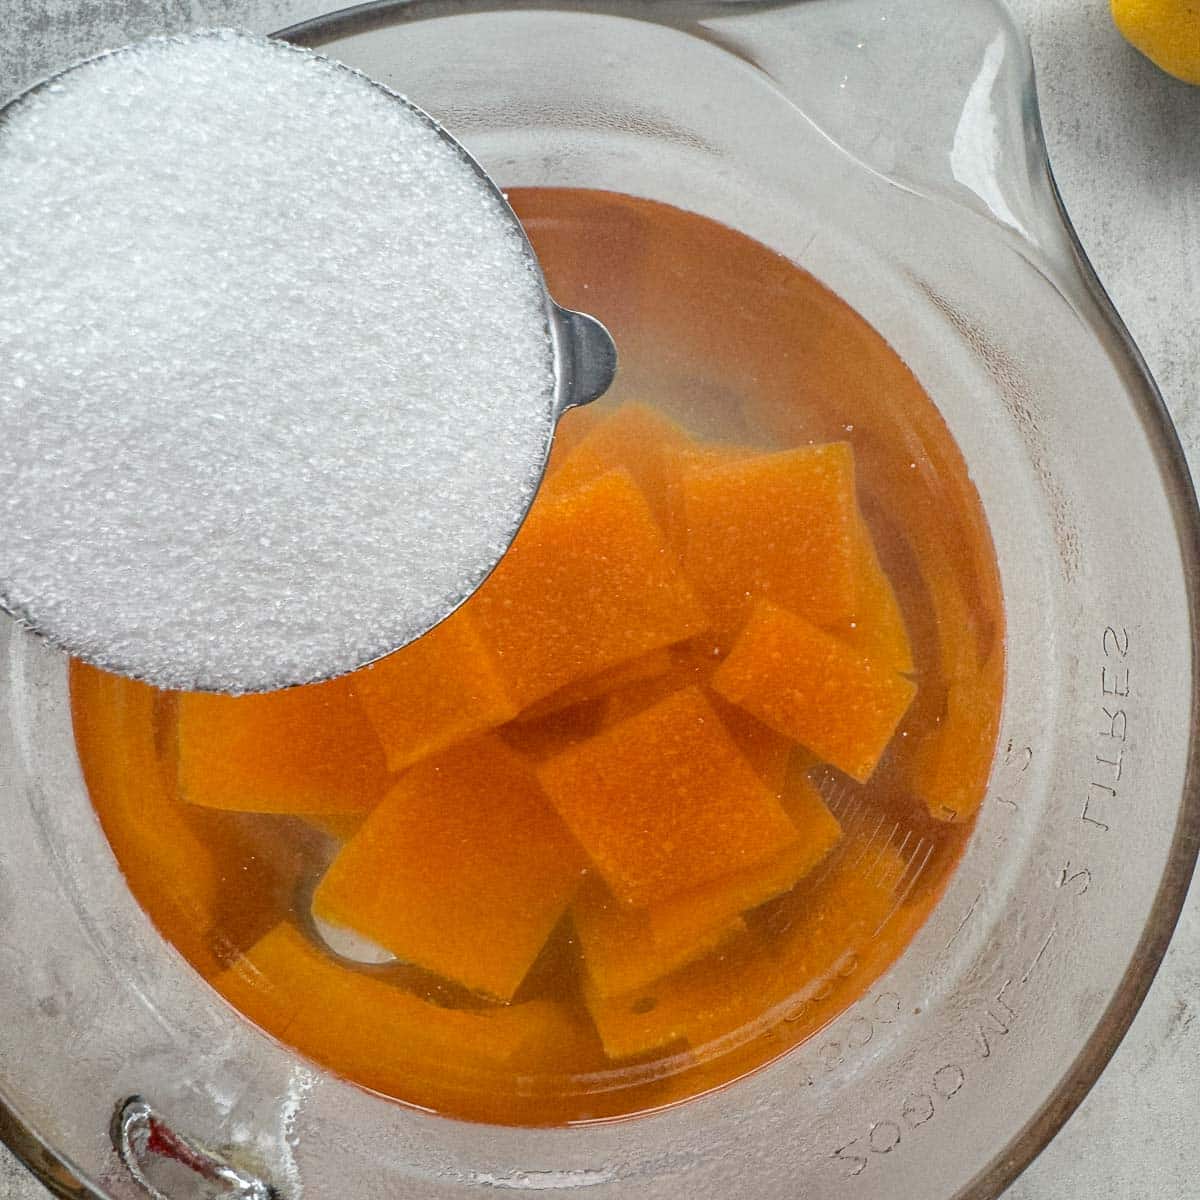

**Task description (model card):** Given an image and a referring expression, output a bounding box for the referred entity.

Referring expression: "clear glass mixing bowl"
[1,2,1198,1198]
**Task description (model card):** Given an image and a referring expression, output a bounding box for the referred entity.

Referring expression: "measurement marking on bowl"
[787,987,905,1084]
[819,624,1129,1178]
[852,814,891,868]
[825,784,1106,1181]
[867,826,900,876]
[1057,861,1092,895]
[879,841,935,934]
[1020,924,1058,986]
[940,888,985,955]
[1082,624,1134,833]
[994,738,1035,810]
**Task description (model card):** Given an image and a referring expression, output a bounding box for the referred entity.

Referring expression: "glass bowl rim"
[3,3,1199,1199]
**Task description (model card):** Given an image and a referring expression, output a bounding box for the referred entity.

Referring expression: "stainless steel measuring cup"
[0,31,617,695]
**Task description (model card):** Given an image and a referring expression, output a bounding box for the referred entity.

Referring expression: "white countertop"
[1,1,1197,1196]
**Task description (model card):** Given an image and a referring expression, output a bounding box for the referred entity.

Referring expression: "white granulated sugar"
[0,30,557,693]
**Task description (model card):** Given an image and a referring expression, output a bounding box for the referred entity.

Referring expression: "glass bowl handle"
[111,1098,276,1200]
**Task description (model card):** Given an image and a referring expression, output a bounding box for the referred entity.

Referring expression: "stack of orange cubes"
[75,400,992,1118]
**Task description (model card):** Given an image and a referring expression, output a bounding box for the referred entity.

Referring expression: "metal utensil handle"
[552,304,618,413]
[112,1097,276,1200]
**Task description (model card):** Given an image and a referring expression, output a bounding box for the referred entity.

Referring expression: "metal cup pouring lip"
[0,30,618,694]
[551,303,620,414]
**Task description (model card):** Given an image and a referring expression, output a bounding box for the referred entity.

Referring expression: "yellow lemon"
[1112,0,1200,84]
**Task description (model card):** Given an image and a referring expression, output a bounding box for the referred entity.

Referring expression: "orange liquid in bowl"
[71,190,1003,1126]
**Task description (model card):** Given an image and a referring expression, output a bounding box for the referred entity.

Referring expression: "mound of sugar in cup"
[0,30,558,693]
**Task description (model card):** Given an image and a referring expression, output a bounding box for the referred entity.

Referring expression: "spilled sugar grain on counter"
[0,29,556,693]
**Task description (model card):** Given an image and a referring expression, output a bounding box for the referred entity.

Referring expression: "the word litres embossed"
[1083,626,1131,832]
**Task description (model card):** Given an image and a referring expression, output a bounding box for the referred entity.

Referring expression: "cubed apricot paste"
[73,666,294,973]
[470,469,707,708]
[585,845,903,1060]
[75,670,217,918]
[537,687,799,908]
[573,775,841,996]
[713,601,916,783]
[546,402,692,529]
[679,443,858,636]
[178,676,389,815]
[840,511,914,674]
[215,922,570,1078]
[602,644,794,794]
[661,442,754,552]
[910,650,1003,822]
[916,540,1000,686]
[644,774,843,943]
[572,880,745,998]
[356,611,518,774]
[313,737,585,1000]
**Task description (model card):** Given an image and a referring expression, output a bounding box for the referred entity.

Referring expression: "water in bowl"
[70,189,1004,1126]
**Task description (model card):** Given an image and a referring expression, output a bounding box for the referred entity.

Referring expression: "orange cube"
[708,845,905,1049]
[910,653,1003,822]
[661,442,754,553]
[537,687,798,908]
[177,676,389,815]
[713,602,916,783]
[767,844,907,985]
[503,1001,607,1076]
[572,877,744,997]
[72,665,295,974]
[572,775,839,997]
[471,470,707,708]
[74,670,217,924]
[919,541,999,683]
[214,922,567,1077]
[547,403,692,528]
[712,696,794,796]
[584,928,766,1059]
[585,845,901,1060]
[837,514,914,674]
[313,737,585,1000]
[672,444,755,471]
[355,611,518,773]
[679,443,858,635]
[602,644,792,793]
[604,681,792,792]
[648,775,841,944]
